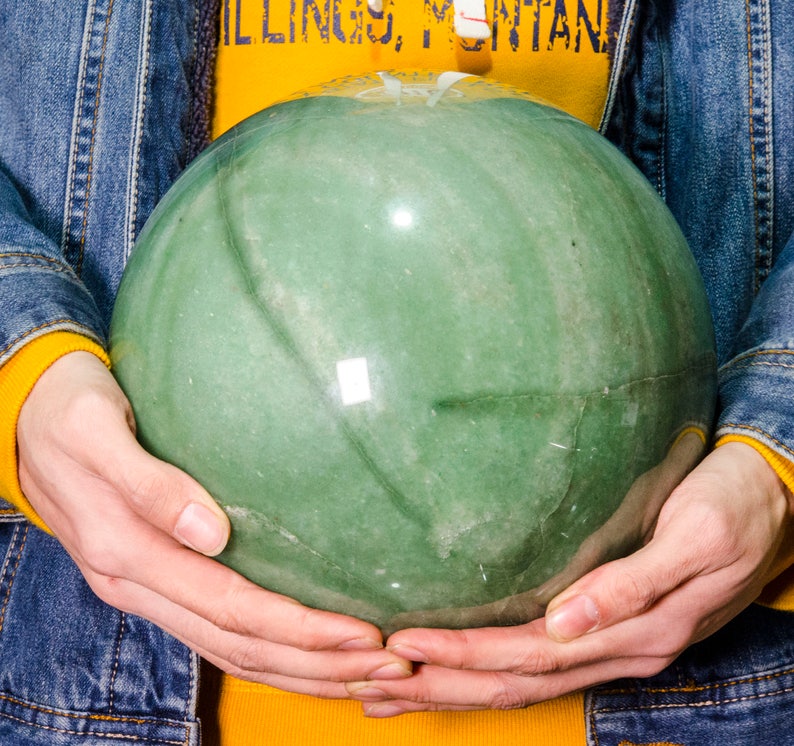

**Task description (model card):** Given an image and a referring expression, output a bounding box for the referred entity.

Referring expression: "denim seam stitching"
[0,710,186,745]
[60,0,97,268]
[61,0,115,277]
[0,524,27,635]
[0,320,103,359]
[124,1,152,263]
[186,649,198,727]
[591,680,794,713]
[0,692,193,736]
[596,664,794,698]
[0,262,76,274]
[745,0,774,291]
[598,0,638,134]
[107,612,126,713]
[588,667,794,741]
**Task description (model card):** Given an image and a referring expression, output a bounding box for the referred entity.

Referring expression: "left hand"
[346,442,794,716]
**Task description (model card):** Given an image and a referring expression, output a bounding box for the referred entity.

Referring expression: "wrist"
[0,334,110,530]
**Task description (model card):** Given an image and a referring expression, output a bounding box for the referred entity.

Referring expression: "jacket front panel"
[604,0,794,455]
[0,1,210,742]
[0,0,213,360]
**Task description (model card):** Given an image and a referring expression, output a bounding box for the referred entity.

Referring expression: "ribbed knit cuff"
[0,332,110,531]
[716,434,794,611]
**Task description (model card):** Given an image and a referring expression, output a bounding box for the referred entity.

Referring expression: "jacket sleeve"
[717,231,794,466]
[0,166,107,367]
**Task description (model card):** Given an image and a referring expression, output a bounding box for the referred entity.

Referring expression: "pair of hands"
[17,351,794,716]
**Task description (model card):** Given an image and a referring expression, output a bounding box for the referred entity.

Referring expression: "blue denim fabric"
[586,605,794,745]
[0,0,212,359]
[604,0,794,452]
[1,0,794,743]
[0,514,200,745]
[0,1,215,741]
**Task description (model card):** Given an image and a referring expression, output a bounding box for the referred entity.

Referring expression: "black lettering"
[548,0,570,49]
[575,0,604,53]
[236,0,253,44]
[262,0,286,42]
[303,0,330,42]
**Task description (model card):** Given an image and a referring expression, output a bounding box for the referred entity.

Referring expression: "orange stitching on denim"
[0,524,27,635]
[0,252,66,264]
[75,0,116,278]
[0,710,187,744]
[593,680,794,714]
[595,663,794,699]
[0,691,192,733]
[724,348,794,369]
[0,262,73,273]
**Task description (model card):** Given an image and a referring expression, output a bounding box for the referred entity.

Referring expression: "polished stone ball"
[110,71,716,633]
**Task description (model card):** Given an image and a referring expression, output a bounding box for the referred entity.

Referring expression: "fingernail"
[337,637,383,651]
[175,503,226,555]
[368,662,412,680]
[545,594,600,641]
[364,702,407,718]
[347,682,388,700]
[387,644,430,663]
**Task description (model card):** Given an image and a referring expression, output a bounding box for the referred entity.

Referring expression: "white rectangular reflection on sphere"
[336,357,372,406]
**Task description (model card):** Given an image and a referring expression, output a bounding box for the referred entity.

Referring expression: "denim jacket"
[1,1,793,744]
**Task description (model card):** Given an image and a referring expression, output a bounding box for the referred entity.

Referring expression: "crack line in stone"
[214,156,420,527]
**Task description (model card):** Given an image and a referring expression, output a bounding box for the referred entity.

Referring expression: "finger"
[544,442,793,643]
[88,419,231,557]
[91,568,409,686]
[542,492,729,642]
[347,653,666,713]
[75,511,386,652]
[19,352,232,556]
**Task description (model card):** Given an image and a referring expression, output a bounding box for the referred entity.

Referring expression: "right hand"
[16,351,411,696]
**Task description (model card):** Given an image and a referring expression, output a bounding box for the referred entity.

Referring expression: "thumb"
[106,430,231,555]
[19,350,231,556]
[543,508,706,642]
[85,377,231,556]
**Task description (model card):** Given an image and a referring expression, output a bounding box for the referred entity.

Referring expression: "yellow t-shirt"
[212,0,615,137]
[209,1,616,742]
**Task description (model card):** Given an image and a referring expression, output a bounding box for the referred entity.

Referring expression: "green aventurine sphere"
[110,71,717,633]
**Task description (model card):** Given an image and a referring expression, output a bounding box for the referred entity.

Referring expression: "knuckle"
[226,639,272,673]
[483,674,530,710]
[206,583,257,635]
[509,646,563,677]
[87,573,131,612]
[126,471,176,517]
[615,570,659,615]
[78,535,127,580]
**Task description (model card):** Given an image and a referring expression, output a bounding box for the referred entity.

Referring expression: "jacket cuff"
[0,332,110,531]
[718,348,794,468]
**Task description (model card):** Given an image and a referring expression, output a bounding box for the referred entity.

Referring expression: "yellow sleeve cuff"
[0,331,110,531]
[715,433,794,497]
[716,433,794,611]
